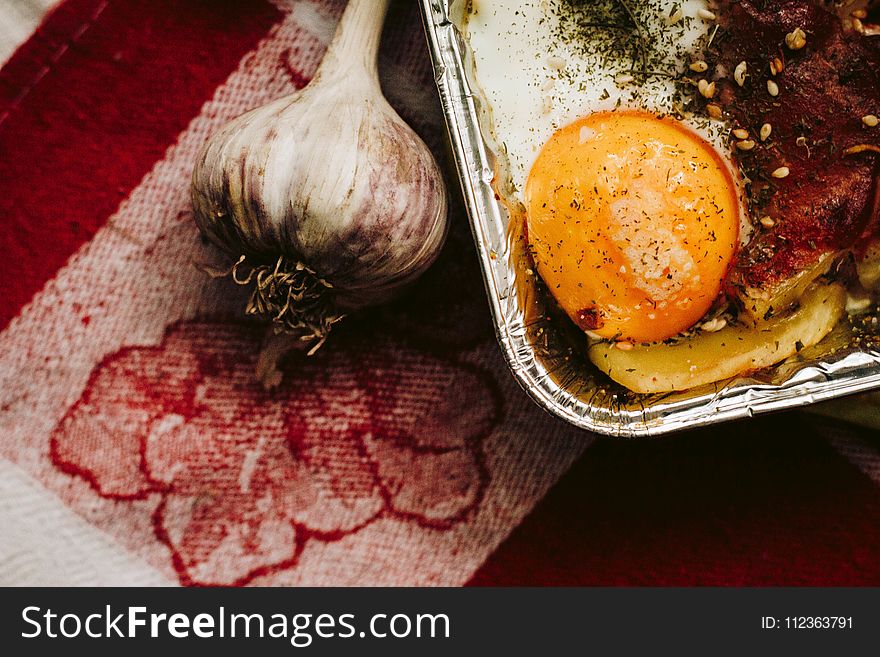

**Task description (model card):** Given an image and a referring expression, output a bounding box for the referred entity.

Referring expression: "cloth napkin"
[0,0,878,587]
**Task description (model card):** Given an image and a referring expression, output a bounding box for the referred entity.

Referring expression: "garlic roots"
[191,0,448,358]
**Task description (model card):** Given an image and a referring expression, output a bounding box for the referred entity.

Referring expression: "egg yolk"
[525,111,739,343]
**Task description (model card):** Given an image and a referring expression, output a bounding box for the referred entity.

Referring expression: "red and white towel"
[0,0,878,587]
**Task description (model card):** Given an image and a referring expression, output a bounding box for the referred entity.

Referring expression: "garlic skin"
[192,83,448,308]
[191,0,448,348]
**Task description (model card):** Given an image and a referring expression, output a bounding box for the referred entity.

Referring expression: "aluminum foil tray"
[419,0,880,436]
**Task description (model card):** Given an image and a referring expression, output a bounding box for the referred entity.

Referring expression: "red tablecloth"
[0,0,878,587]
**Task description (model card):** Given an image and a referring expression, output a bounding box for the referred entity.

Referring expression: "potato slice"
[857,241,880,290]
[589,283,846,394]
[738,252,835,321]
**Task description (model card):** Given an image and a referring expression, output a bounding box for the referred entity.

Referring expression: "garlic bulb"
[191,0,448,355]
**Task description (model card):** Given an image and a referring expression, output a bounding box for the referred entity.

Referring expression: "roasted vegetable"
[589,283,846,393]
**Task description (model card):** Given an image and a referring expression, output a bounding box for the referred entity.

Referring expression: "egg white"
[463,0,733,196]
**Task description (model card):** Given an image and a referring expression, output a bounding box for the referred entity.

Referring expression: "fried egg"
[465,0,745,342]
[526,111,739,342]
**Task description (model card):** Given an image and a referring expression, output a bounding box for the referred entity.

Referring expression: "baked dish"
[462,0,880,393]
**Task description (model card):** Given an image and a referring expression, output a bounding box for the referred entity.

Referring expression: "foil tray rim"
[418,0,880,437]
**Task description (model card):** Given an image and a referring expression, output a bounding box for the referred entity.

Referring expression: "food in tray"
[463,0,880,393]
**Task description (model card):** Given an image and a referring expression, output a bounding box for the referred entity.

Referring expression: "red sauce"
[707,1,880,293]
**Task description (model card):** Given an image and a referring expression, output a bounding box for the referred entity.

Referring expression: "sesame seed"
[689,60,709,73]
[615,74,634,85]
[863,114,879,128]
[701,317,727,333]
[760,123,772,141]
[736,140,756,151]
[733,128,750,140]
[698,8,716,21]
[785,28,807,50]
[734,61,748,87]
[615,341,634,351]
[706,103,723,119]
[772,166,790,179]
[770,57,785,76]
[698,79,716,99]
[767,79,780,96]
[667,8,684,25]
[760,216,775,228]
[853,18,865,34]
[546,55,566,71]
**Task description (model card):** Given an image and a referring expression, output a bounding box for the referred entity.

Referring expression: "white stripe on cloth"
[0,0,589,586]
[0,0,57,66]
[0,458,172,586]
